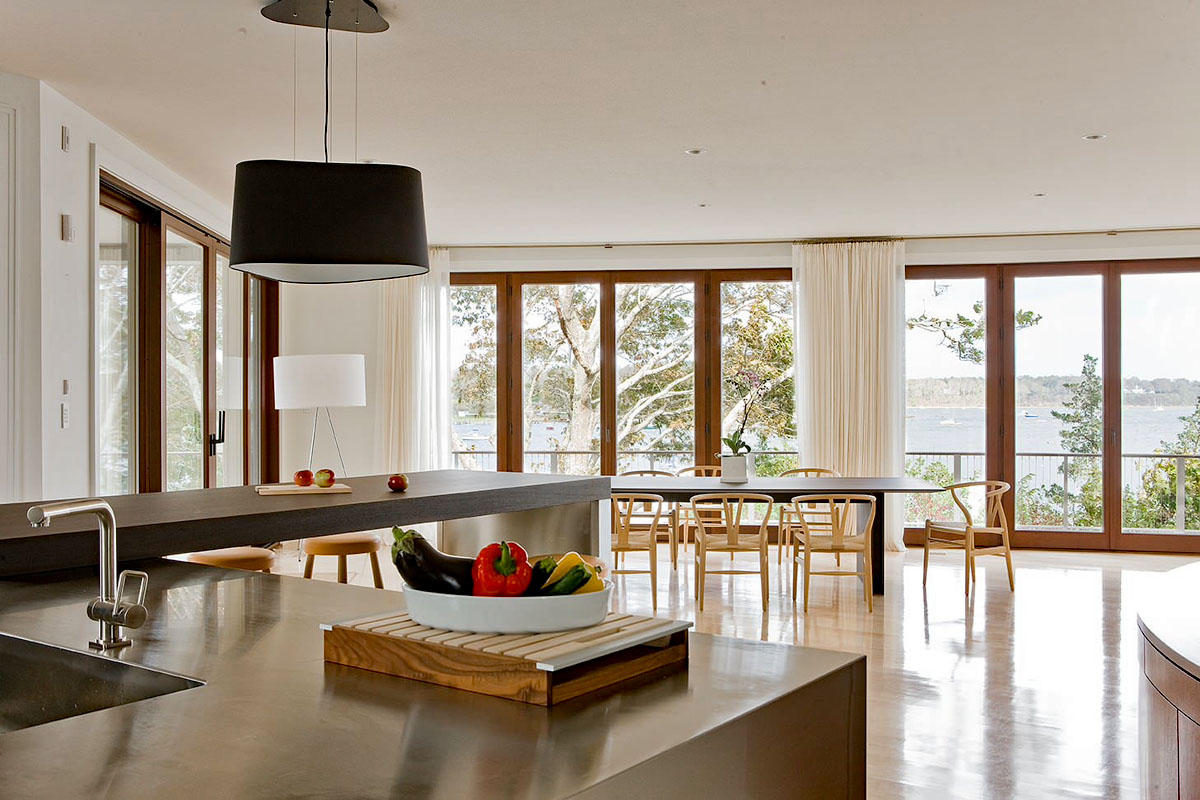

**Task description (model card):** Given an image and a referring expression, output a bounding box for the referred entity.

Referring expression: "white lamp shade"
[274,354,367,410]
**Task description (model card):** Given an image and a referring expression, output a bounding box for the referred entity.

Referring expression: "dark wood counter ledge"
[0,470,610,576]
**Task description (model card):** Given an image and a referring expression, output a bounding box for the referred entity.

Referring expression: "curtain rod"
[435,224,1200,250]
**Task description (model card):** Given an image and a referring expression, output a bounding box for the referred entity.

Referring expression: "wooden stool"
[186,546,276,573]
[303,532,384,588]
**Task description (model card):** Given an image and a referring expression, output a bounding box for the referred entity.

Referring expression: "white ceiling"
[4,1,1200,244]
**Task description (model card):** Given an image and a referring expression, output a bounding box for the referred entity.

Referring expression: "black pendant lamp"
[231,0,429,283]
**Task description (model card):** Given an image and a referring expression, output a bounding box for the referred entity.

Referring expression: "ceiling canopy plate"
[261,0,388,34]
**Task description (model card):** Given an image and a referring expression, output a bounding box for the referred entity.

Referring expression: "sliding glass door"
[718,278,796,476]
[216,254,245,487]
[904,273,993,527]
[96,203,139,495]
[449,281,501,471]
[1010,271,1106,544]
[99,178,275,494]
[519,278,603,475]
[906,259,1200,554]
[1116,264,1200,546]
[615,279,697,475]
[164,228,207,490]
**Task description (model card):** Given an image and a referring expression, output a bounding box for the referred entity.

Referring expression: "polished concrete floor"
[270,538,1196,799]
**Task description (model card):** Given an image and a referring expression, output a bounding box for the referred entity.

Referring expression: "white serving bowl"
[402,581,614,633]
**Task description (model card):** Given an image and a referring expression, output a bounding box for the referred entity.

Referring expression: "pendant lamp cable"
[323,0,331,163]
[354,10,359,163]
[292,15,297,161]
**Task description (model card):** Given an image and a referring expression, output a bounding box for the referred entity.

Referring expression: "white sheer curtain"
[792,241,907,550]
[377,247,452,473]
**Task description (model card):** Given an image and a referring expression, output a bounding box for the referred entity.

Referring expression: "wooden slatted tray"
[322,610,691,705]
[255,482,352,495]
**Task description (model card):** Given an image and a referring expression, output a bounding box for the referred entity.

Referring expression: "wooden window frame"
[99,174,279,492]
[904,258,1200,555]
[449,274,513,470]
[450,267,792,476]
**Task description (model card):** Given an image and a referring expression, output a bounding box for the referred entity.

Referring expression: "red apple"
[314,468,336,488]
[387,473,409,492]
[293,469,314,487]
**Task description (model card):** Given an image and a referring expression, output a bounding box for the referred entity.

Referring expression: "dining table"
[608,475,945,595]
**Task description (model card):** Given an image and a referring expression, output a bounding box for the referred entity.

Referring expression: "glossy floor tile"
[269,539,1196,799]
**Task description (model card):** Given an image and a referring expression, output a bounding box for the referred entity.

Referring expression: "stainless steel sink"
[0,632,202,733]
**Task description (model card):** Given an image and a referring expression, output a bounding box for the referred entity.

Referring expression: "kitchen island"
[0,470,609,575]
[0,560,866,798]
[1138,561,1200,798]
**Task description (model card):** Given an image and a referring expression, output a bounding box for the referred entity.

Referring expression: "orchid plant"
[721,369,770,457]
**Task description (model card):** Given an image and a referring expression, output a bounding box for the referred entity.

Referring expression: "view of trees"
[615,282,695,472]
[97,227,134,495]
[719,282,795,475]
[1124,407,1200,530]
[449,279,796,475]
[907,296,1041,365]
[1016,354,1104,527]
[450,286,498,419]
[164,239,207,490]
[522,283,601,473]
[1013,354,1200,530]
[450,276,1198,532]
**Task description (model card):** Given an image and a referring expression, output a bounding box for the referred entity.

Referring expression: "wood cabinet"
[1141,632,1200,799]
[1182,712,1200,798]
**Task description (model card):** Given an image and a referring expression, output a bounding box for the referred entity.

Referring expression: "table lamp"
[274,354,366,475]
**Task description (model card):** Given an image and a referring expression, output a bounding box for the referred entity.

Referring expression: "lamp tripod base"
[307,406,349,477]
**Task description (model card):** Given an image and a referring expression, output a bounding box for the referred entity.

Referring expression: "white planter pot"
[718,454,750,484]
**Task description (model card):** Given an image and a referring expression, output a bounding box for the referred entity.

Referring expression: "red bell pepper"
[472,541,532,597]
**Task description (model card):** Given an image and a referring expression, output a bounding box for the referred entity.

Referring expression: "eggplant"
[525,555,559,596]
[391,527,474,595]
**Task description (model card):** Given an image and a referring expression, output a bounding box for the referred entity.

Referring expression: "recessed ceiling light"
[685,148,708,156]
[1082,133,1106,140]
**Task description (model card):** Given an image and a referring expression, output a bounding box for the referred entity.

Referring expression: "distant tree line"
[907,375,1200,408]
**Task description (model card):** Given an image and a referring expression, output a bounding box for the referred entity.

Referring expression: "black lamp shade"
[230,160,429,283]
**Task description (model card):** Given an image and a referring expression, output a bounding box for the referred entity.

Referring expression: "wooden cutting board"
[322,610,691,705]
[255,483,353,496]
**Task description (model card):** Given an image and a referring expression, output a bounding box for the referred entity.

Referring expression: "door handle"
[208,410,226,456]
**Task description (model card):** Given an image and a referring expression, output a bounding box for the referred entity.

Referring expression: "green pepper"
[544,565,590,596]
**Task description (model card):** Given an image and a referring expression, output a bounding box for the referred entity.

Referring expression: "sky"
[906,273,1200,381]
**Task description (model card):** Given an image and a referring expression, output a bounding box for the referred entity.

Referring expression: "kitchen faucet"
[26,498,149,651]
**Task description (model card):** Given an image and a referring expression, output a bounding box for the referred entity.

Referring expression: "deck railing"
[452,448,1197,533]
[905,450,1199,533]
[450,449,804,475]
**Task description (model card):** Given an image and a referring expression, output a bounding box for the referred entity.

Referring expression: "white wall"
[0,71,232,501]
[0,73,42,503]
[904,229,1200,264]
[36,83,232,500]
[279,282,384,479]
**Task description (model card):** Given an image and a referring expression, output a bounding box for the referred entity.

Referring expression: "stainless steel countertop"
[0,560,861,799]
